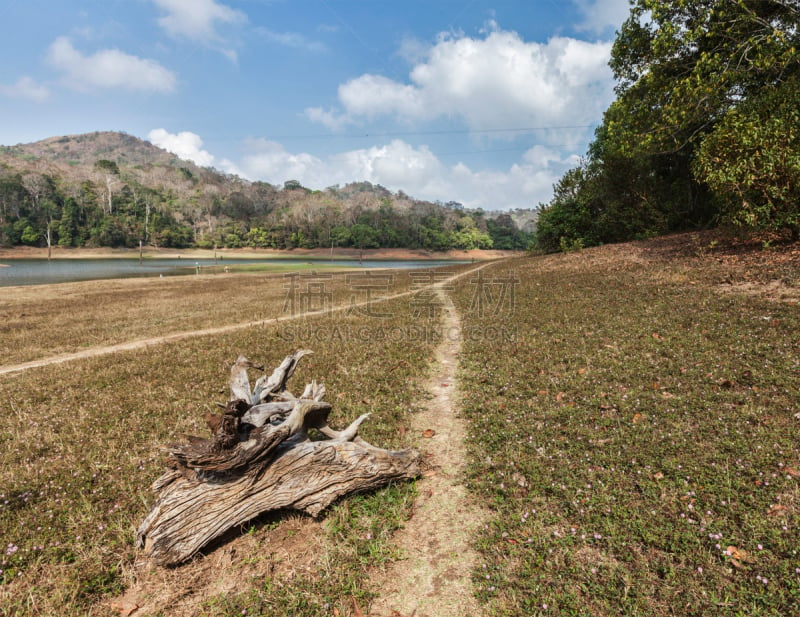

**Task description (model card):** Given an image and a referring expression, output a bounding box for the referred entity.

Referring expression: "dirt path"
[0,264,492,377]
[368,286,486,617]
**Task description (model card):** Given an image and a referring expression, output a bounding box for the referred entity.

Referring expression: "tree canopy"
[0,136,532,252]
[537,0,800,251]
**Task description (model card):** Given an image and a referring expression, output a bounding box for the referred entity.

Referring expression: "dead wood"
[137,349,420,566]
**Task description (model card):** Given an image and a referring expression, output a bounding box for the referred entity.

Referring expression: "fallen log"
[137,349,421,566]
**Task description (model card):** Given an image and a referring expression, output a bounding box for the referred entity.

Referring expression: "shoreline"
[0,246,520,261]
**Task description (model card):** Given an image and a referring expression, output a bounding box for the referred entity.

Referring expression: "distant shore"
[0,245,520,261]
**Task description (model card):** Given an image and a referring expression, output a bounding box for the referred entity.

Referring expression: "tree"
[21,173,58,258]
[283,179,304,191]
[694,74,800,238]
[607,0,799,234]
[541,0,799,247]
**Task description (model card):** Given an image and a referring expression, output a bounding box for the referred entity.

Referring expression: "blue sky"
[0,0,631,210]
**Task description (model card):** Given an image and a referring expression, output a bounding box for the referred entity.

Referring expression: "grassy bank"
[453,237,800,615]
[1,233,798,616]
[0,264,477,366]
[0,283,449,615]
[0,245,516,261]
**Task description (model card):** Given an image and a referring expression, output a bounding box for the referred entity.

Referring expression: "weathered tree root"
[137,350,420,566]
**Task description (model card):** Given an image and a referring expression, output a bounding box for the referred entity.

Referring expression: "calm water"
[0,258,465,287]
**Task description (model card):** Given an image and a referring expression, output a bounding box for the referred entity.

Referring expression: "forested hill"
[0,131,535,251]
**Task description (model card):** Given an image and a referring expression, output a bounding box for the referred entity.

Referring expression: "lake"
[0,258,466,287]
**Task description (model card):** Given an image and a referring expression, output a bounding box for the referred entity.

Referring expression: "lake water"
[0,258,465,287]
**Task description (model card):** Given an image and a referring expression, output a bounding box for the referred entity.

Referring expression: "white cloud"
[151,0,245,41]
[305,26,614,133]
[573,0,632,35]
[47,37,176,93]
[148,128,215,166]
[256,27,326,52]
[228,138,574,210]
[0,76,50,102]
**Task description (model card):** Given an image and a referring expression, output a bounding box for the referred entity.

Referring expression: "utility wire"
[264,124,596,141]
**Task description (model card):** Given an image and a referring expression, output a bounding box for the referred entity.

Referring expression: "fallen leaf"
[110,601,139,617]
[440,383,449,387]
[726,546,751,563]
[537,390,548,395]
[785,467,800,478]
[422,469,437,477]
[653,472,664,480]
[556,391,565,402]
[422,429,436,438]
[653,332,663,339]
[768,504,788,516]
[352,597,364,617]
[633,413,644,424]
[398,425,406,436]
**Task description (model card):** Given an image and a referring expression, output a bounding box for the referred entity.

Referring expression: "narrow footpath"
[369,287,486,617]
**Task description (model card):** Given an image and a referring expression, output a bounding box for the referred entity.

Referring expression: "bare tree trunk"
[137,350,420,566]
[46,221,51,260]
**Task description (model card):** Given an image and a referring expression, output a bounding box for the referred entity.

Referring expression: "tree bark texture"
[137,350,420,566]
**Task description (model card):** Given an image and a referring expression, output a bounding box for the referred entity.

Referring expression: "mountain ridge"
[0,131,536,251]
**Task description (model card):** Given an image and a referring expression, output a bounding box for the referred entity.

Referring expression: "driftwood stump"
[137,350,421,566]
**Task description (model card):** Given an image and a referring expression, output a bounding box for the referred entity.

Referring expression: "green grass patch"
[453,253,800,616]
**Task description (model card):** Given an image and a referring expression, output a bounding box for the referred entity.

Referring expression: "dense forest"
[536,0,799,252]
[0,132,534,252]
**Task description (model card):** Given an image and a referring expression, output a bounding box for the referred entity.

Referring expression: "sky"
[0,0,632,211]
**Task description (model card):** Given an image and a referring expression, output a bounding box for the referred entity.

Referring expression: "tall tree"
[608,0,799,233]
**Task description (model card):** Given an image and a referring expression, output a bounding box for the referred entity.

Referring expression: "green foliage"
[20,223,40,245]
[542,0,799,246]
[94,159,119,174]
[0,137,532,252]
[694,75,800,238]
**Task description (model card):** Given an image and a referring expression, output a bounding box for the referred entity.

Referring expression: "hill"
[0,131,535,252]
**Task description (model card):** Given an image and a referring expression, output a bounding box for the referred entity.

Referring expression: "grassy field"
[1,263,494,616]
[1,233,798,616]
[0,264,477,366]
[452,235,800,616]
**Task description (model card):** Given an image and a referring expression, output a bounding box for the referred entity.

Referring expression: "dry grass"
[0,263,480,616]
[0,265,481,367]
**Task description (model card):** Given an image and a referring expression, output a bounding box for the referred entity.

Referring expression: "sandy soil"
[0,245,519,261]
[368,280,489,617]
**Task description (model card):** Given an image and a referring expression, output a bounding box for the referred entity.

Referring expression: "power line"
[264,124,596,141]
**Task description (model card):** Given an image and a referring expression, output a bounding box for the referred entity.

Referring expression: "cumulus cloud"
[148,128,215,166]
[227,138,573,210]
[306,25,614,133]
[573,0,632,35]
[0,76,49,102]
[151,0,245,41]
[47,37,176,93]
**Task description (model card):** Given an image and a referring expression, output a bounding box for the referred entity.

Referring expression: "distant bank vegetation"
[0,132,534,253]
